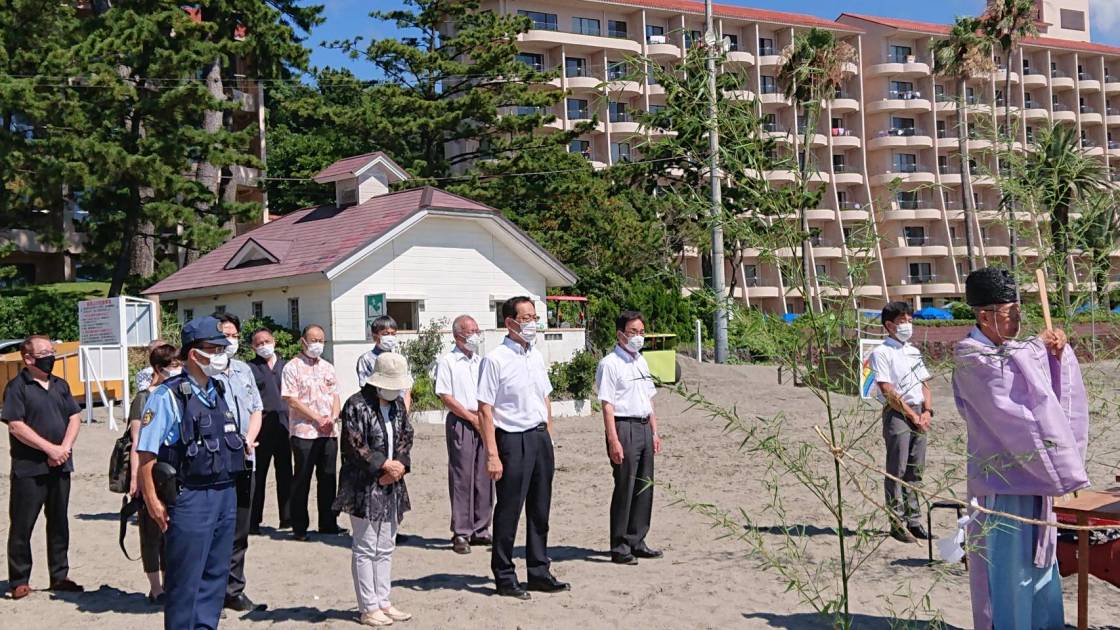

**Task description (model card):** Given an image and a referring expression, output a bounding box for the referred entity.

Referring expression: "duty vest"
[157,374,246,489]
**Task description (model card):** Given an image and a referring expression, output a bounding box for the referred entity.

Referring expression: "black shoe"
[611,553,639,565]
[147,592,165,605]
[224,594,266,612]
[890,527,918,543]
[495,585,531,600]
[278,520,292,530]
[526,577,571,593]
[293,532,309,542]
[632,547,663,559]
[452,535,471,554]
[908,524,933,540]
[469,534,492,546]
[249,527,262,536]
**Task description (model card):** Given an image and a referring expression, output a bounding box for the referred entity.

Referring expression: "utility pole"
[705,0,729,364]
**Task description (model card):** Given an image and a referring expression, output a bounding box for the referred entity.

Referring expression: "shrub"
[0,292,81,341]
[401,317,448,379]
[239,316,302,360]
[409,374,442,411]
[945,301,973,320]
[548,350,599,400]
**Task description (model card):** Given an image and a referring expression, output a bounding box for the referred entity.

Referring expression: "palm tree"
[1073,188,1120,310]
[983,0,1039,282]
[777,28,855,313]
[1019,123,1108,315]
[931,16,994,274]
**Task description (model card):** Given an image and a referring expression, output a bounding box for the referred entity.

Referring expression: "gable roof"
[313,151,409,183]
[838,13,1120,56]
[613,0,862,33]
[143,186,576,297]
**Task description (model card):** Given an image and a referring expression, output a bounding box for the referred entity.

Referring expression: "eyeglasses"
[983,305,1021,318]
[513,316,539,324]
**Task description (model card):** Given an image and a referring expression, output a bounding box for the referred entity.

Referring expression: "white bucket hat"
[366,352,413,391]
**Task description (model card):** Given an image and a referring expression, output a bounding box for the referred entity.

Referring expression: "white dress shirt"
[868,337,931,406]
[595,345,656,418]
[476,337,553,432]
[435,346,481,413]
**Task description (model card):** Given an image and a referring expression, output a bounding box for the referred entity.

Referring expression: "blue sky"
[301,0,1120,79]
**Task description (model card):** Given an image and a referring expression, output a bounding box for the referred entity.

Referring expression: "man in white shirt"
[478,297,569,600]
[867,301,933,543]
[595,310,663,566]
[435,314,491,555]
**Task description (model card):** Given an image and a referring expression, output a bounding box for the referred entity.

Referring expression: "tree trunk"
[958,78,978,273]
[1052,202,1072,317]
[129,220,155,278]
[1004,47,1019,289]
[798,98,817,314]
[188,55,226,264]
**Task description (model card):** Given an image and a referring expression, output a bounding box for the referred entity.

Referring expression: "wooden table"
[1054,488,1120,630]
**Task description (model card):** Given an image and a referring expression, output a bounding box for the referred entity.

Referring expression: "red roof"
[614,0,862,33]
[839,13,1120,56]
[144,187,497,296]
[314,151,407,182]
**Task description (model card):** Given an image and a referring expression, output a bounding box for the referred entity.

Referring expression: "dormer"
[313,152,410,207]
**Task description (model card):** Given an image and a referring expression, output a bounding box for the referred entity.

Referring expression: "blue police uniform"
[136,317,244,630]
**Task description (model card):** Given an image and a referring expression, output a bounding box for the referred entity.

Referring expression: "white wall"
[175,281,334,349]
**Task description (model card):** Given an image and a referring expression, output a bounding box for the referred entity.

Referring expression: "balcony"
[608,114,642,136]
[645,35,681,59]
[994,67,1019,84]
[868,127,932,150]
[935,92,959,111]
[723,89,755,101]
[804,208,836,221]
[830,128,861,148]
[1022,106,1049,120]
[564,66,601,91]
[867,91,931,114]
[1081,105,1103,125]
[726,49,755,66]
[1052,102,1076,123]
[520,25,642,54]
[1078,73,1101,93]
[757,47,781,67]
[870,165,935,187]
[827,96,860,113]
[882,236,949,257]
[1022,70,1047,89]
[1107,75,1120,94]
[885,202,941,220]
[891,275,956,296]
[1050,69,1075,91]
[868,55,930,78]
[831,164,864,185]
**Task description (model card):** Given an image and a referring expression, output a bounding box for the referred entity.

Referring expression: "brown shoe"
[48,578,84,593]
[9,584,31,600]
[452,535,471,554]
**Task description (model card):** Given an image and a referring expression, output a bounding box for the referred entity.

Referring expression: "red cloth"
[1056,538,1120,589]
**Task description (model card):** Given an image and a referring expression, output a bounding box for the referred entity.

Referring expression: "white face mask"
[463,333,482,353]
[194,348,229,376]
[625,334,645,353]
[377,335,398,352]
[254,343,275,359]
[304,342,324,359]
[160,366,182,379]
[516,320,538,342]
[379,388,401,401]
[894,322,913,343]
[224,339,239,357]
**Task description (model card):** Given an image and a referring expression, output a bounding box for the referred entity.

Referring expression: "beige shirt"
[281,353,339,439]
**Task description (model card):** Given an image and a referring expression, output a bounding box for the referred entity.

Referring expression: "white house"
[144,152,582,397]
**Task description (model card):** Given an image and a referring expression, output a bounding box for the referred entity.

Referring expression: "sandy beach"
[1,357,1118,629]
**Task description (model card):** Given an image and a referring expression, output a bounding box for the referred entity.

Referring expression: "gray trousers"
[446,413,493,538]
[882,406,927,528]
[609,418,654,556]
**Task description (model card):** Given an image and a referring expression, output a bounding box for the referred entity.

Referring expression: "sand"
[1,357,1118,629]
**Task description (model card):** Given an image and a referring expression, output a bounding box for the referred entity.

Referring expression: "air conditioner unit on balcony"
[648,35,666,44]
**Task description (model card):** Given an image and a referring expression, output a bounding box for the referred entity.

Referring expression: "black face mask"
[33,355,56,375]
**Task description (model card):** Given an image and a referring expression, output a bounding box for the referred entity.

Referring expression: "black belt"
[615,416,649,424]
[496,423,548,434]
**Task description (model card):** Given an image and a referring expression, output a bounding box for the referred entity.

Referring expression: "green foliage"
[547,350,599,400]
[240,316,303,360]
[409,374,441,412]
[586,274,705,352]
[945,301,974,320]
[401,317,447,379]
[0,282,111,340]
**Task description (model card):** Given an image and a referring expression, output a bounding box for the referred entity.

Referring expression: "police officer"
[137,316,245,630]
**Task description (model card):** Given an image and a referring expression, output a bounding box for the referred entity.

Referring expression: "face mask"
[377,335,398,352]
[255,344,275,359]
[224,340,239,357]
[894,323,913,343]
[379,388,401,401]
[194,348,229,376]
[625,334,645,353]
[33,355,56,375]
[160,366,182,379]
[516,320,538,342]
[304,342,324,359]
[463,333,482,353]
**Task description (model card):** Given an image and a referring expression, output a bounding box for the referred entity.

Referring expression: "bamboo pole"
[1036,268,1053,331]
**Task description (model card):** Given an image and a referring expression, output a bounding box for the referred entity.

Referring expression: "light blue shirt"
[224,358,263,436]
[136,375,227,454]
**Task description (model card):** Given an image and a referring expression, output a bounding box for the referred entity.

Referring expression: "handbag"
[108,426,132,494]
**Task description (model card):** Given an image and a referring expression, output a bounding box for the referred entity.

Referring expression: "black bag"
[108,426,132,494]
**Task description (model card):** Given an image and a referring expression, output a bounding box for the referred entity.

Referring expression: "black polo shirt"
[249,355,288,422]
[1,369,81,478]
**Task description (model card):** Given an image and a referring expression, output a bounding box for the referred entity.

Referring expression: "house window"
[610,142,631,163]
[893,153,918,172]
[288,298,300,330]
[608,101,629,122]
[572,16,600,37]
[645,24,665,43]
[890,80,914,98]
[569,139,591,158]
[387,301,419,331]
[567,98,590,119]
[815,264,828,277]
[517,10,558,31]
[936,120,947,138]
[684,30,702,49]
[909,262,933,282]
[725,33,739,51]
[956,261,966,277]
[904,226,926,245]
[607,60,626,80]
[938,155,949,173]
[837,191,848,206]
[891,116,915,133]
[1060,9,1086,31]
[760,75,777,94]
[897,191,919,209]
[251,301,263,319]
[607,20,627,38]
[516,52,544,72]
[889,45,912,63]
[832,154,846,171]
[759,37,775,56]
[183,308,194,321]
[565,57,587,78]
[212,304,226,314]
[744,264,758,286]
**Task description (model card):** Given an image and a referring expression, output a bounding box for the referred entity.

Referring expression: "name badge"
[224,423,238,434]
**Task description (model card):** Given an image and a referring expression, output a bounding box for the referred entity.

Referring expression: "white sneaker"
[383,606,412,622]
[359,610,394,626]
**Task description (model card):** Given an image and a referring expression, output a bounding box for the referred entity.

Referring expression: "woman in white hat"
[333,352,415,626]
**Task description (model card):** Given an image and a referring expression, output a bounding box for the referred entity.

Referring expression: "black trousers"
[289,436,338,536]
[226,470,254,599]
[491,425,554,589]
[7,471,71,586]
[609,418,655,556]
[138,503,166,574]
[250,413,292,529]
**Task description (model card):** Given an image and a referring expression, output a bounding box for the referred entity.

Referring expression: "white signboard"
[78,345,128,382]
[79,299,121,345]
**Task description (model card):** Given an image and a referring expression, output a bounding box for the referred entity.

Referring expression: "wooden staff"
[1035,268,1053,332]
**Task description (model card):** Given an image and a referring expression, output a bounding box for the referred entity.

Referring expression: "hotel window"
[889,45,912,63]
[517,10,557,31]
[645,24,665,43]
[832,154,845,171]
[1061,9,1086,31]
[610,142,631,163]
[815,264,828,277]
[567,98,590,119]
[516,52,544,72]
[957,261,966,277]
[904,226,926,245]
[897,191,919,209]
[890,80,914,99]
[744,265,758,286]
[891,117,916,134]
[936,120,947,138]
[909,262,933,282]
[565,57,587,78]
[251,301,263,319]
[572,16,600,37]
[893,153,917,172]
[608,101,629,122]
[760,75,777,94]
[607,60,627,80]
[758,37,775,56]
[607,20,628,38]
[725,33,739,51]
[568,139,591,158]
[685,30,702,49]
[288,298,300,330]
[938,155,950,173]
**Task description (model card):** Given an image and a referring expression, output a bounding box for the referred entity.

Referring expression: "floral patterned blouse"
[332,386,413,522]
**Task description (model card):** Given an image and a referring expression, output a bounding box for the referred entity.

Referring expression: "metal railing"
[904,235,930,246]
[758,46,776,56]
[1079,72,1095,81]
[891,163,928,174]
[906,274,938,284]
[1080,104,1097,113]
[1052,102,1072,112]
[888,89,923,100]
[838,200,864,210]
[762,122,786,133]
[880,127,925,137]
[1051,69,1069,78]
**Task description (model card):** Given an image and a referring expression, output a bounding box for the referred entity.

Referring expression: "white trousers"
[350,510,398,612]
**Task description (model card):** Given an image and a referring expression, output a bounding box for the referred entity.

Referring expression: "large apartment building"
[482,0,1119,312]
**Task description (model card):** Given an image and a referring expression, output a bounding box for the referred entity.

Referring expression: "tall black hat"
[965,267,1017,306]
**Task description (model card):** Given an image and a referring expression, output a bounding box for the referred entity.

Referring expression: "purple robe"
[952,328,1090,629]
